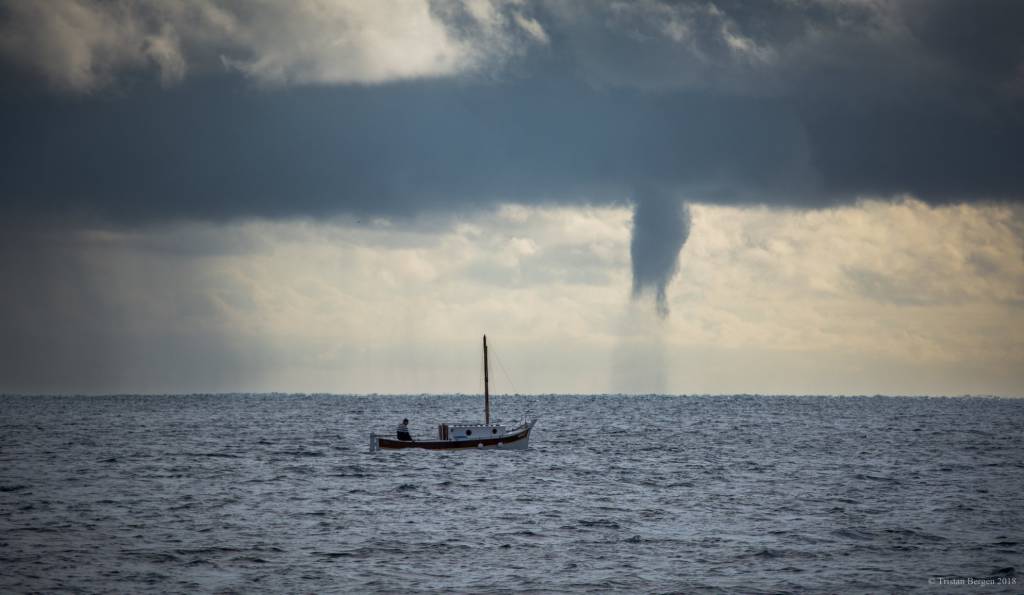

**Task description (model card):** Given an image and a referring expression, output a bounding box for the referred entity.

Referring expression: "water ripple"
[0,394,1021,592]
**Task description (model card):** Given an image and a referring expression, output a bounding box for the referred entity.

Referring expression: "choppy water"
[1,394,1021,593]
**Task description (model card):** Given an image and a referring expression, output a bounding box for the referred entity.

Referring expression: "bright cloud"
[0,0,548,90]
[2,200,1020,396]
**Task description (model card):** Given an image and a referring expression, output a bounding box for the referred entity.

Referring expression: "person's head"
[402,418,409,426]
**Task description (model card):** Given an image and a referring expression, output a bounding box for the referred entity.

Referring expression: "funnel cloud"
[631,194,692,318]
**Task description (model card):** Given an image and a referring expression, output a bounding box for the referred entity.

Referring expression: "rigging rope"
[491,344,530,423]
[492,347,518,396]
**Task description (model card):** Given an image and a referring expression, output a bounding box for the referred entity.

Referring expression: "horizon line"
[2,392,1021,399]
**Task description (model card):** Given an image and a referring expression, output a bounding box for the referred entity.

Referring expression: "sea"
[1,394,1021,594]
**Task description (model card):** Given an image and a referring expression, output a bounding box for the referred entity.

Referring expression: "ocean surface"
[1,394,1021,593]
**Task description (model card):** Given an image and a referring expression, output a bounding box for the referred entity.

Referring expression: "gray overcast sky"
[0,0,1022,395]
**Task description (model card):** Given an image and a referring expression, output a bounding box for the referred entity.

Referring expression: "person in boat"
[396,418,413,441]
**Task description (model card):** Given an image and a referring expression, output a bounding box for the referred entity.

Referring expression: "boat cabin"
[438,423,505,441]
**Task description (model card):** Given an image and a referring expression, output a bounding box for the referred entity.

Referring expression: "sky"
[0,0,1022,395]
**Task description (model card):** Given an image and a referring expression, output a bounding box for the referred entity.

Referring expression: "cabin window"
[492,428,498,434]
[466,429,472,436]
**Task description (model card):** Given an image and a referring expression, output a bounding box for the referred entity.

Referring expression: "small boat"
[370,335,537,451]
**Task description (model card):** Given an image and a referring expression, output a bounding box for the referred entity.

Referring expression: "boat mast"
[483,334,490,425]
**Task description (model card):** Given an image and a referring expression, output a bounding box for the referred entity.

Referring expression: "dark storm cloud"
[0,0,1022,325]
[0,78,821,220]
[0,0,1021,224]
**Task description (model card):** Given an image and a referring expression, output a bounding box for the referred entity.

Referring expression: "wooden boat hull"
[371,421,534,451]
